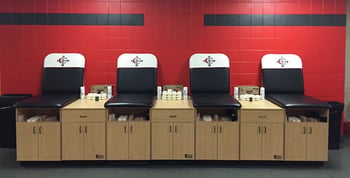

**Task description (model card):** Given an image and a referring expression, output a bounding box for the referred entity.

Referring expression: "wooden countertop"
[152,99,194,109]
[239,99,282,110]
[62,99,107,109]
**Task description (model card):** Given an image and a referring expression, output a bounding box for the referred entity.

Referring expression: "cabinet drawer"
[240,110,284,123]
[61,109,105,122]
[151,109,195,122]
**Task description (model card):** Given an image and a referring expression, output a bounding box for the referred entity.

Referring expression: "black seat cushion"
[190,68,230,93]
[42,68,84,94]
[14,94,79,108]
[267,94,330,109]
[104,93,155,108]
[262,69,304,94]
[191,93,241,108]
[117,68,157,94]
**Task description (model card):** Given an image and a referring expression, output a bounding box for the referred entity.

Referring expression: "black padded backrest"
[117,68,157,94]
[262,69,304,94]
[42,68,84,94]
[41,53,85,94]
[190,68,230,93]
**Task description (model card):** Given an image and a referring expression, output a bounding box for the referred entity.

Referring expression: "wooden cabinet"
[239,100,285,161]
[196,121,239,160]
[16,108,60,161]
[61,99,106,160]
[284,109,329,161]
[240,122,284,160]
[152,122,194,160]
[107,121,150,160]
[151,100,195,160]
[16,122,60,161]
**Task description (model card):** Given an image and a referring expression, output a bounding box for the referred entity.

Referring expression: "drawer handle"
[85,126,88,133]
[303,127,306,134]
[213,126,216,133]
[219,126,222,133]
[169,115,177,118]
[169,126,172,133]
[174,126,177,133]
[39,126,42,134]
[309,127,312,134]
[264,126,267,133]
[80,115,87,118]
[33,127,36,134]
[257,126,261,133]
[79,126,82,133]
[258,115,266,119]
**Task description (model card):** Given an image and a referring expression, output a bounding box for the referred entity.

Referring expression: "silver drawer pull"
[80,115,87,118]
[258,115,266,119]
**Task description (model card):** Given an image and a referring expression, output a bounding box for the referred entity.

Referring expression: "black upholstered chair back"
[261,54,304,94]
[41,53,85,94]
[190,53,230,94]
[116,53,157,94]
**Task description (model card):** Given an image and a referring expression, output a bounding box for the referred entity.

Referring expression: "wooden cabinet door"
[284,123,307,161]
[106,122,129,160]
[129,122,150,160]
[261,123,284,160]
[84,123,106,160]
[196,122,217,160]
[38,122,61,161]
[307,122,328,161]
[173,123,194,160]
[240,123,262,160]
[151,123,173,159]
[16,123,38,161]
[62,123,84,160]
[218,122,239,160]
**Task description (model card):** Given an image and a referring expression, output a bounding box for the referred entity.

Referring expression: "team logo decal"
[57,56,69,66]
[131,56,143,67]
[203,56,215,67]
[277,57,288,67]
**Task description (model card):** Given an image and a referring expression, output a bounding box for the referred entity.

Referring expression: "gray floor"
[1,135,350,178]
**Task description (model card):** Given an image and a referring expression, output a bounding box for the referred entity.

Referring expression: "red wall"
[0,0,346,103]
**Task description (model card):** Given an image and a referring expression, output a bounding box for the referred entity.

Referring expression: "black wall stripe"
[0,13,144,26]
[204,14,346,26]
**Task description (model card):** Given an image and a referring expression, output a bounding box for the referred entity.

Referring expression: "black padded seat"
[189,53,241,109]
[261,54,330,109]
[14,53,85,109]
[105,53,158,108]
[104,93,154,108]
[267,94,330,109]
[191,93,241,108]
[14,94,79,108]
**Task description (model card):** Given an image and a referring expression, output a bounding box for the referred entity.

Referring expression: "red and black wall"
[0,0,346,103]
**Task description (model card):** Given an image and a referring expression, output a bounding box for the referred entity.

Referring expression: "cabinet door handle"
[264,126,267,133]
[85,126,88,133]
[258,115,266,119]
[130,126,133,133]
[257,126,261,134]
[213,126,216,133]
[169,125,172,133]
[79,126,82,133]
[169,115,177,118]
[80,115,87,118]
[309,127,312,134]
[33,127,36,134]
[124,126,127,133]
[219,126,222,133]
[174,126,177,133]
[303,127,306,134]
[39,126,42,134]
